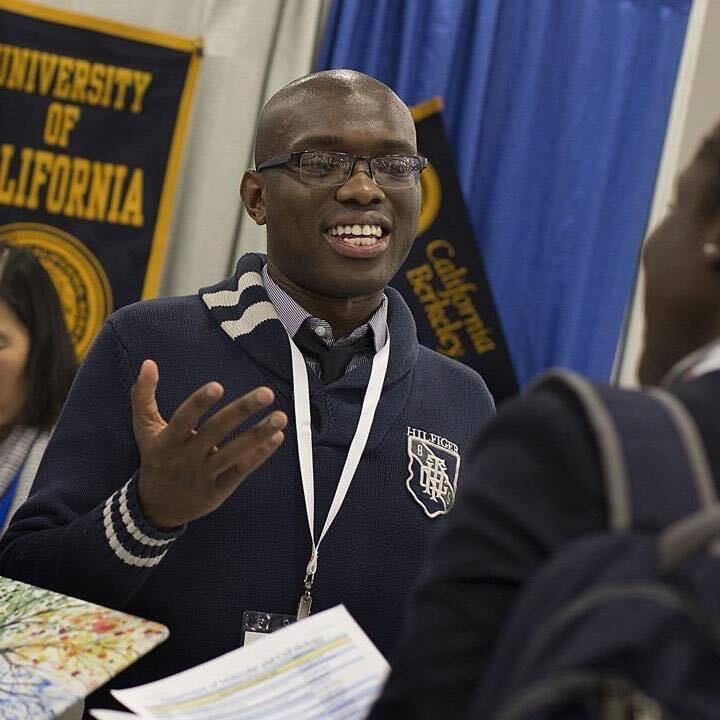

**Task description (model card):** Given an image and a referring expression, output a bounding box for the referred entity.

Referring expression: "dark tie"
[293,323,374,383]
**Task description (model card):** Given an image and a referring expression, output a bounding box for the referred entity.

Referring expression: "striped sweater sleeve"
[0,319,183,609]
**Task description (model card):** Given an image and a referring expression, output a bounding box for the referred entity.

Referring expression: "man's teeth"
[328,224,384,245]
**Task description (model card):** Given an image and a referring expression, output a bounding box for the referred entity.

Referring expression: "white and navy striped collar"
[199,253,418,388]
[261,264,388,351]
[201,263,280,339]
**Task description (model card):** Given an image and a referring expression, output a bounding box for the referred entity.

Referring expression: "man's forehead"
[277,95,414,150]
[255,73,415,164]
[289,121,415,152]
[290,133,414,152]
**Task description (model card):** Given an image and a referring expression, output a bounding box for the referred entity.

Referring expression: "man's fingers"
[207,411,287,481]
[162,381,225,446]
[193,386,276,452]
[131,360,164,426]
[214,431,286,494]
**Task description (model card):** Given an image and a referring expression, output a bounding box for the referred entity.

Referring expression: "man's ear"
[240,170,267,225]
[701,217,720,271]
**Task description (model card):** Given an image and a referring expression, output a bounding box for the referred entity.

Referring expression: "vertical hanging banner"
[393,98,518,402]
[0,0,201,357]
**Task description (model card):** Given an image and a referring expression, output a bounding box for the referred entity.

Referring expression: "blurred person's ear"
[701,236,720,270]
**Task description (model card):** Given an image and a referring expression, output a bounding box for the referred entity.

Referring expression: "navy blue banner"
[0,0,200,356]
[393,98,518,403]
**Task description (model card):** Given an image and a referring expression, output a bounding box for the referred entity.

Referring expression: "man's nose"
[335,161,385,205]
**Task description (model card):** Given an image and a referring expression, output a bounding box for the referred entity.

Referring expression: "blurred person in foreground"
[369,118,720,720]
[0,243,75,536]
[0,69,494,712]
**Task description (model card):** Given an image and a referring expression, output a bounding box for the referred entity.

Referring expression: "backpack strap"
[530,369,714,532]
[529,369,631,530]
[645,388,717,508]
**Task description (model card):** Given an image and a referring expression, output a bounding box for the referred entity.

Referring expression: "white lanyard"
[288,326,390,619]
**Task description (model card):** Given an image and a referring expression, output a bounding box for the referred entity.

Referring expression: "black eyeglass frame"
[255,150,428,187]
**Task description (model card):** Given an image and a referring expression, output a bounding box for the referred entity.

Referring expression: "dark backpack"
[472,370,720,720]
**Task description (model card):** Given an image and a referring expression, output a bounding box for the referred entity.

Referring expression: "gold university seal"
[0,222,112,358]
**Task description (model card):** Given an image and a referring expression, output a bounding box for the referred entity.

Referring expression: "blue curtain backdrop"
[316,0,690,386]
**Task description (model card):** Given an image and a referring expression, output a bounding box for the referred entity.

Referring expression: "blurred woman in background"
[0,242,76,534]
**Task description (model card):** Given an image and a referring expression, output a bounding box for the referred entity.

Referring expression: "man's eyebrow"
[291,135,344,149]
[378,139,417,154]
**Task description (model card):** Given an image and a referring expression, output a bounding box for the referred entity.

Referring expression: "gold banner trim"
[410,96,444,123]
[0,0,202,53]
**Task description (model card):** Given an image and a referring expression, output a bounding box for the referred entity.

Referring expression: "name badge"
[241,610,296,646]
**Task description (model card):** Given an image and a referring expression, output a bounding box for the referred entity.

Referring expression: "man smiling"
[0,70,494,709]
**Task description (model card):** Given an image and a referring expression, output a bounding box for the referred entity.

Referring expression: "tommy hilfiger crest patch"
[406,426,460,518]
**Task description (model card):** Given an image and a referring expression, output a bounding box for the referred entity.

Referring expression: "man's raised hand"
[131,359,287,530]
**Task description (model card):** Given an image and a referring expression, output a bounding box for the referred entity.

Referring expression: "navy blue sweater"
[0,254,494,707]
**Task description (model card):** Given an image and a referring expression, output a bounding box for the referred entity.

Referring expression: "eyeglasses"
[255,150,427,188]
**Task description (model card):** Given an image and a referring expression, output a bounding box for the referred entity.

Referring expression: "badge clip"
[296,571,314,620]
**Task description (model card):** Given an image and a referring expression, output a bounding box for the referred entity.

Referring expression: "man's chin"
[319,266,399,300]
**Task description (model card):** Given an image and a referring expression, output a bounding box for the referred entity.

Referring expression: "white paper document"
[108,605,389,720]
